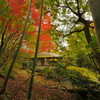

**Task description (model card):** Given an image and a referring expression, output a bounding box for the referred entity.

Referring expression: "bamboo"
[27,0,44,99]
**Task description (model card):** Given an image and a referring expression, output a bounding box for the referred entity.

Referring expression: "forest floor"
[0,68,76,100]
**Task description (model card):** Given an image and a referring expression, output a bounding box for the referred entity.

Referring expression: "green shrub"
[66,66,100,89]
[55,64,67,78]
[68,70,99,89]
[66,66,100,100]
[43,67,56,79]
[22,61,33,69]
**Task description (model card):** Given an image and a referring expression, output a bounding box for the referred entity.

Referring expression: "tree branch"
[63,29,84,37]
[55,4,78,16]
[76,0,80,14]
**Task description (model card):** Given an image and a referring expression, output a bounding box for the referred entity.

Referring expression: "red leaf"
[41,23,52,31]
[40,34,52,41]
[31,7,40,21]
[28,50,34,54]
[20,49,27,53]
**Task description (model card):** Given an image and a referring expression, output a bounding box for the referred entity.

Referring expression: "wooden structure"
[30,52,60,66]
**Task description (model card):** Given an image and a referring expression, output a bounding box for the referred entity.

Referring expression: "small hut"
[30,52,61,66]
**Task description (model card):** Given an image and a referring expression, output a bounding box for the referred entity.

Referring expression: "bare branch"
[76,0,80,14]
[63,29,84,37]
[55,4,78,16]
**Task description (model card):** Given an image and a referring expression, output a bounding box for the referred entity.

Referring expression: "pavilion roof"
[37,52,60,58]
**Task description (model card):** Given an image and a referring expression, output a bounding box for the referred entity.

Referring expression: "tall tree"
[45,0,100,73]
[88,0,100,48]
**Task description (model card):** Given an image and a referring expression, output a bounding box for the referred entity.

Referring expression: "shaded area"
[0,68,76,100]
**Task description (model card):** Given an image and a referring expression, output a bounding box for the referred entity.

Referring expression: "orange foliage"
[41,22,52,31]
[40,34,52,41]
[28,50,34,54]
[9,0,26,16]
[22,41,28,44]
[1,0,55,54]
[27,31,37,36]
[31,6,40,21]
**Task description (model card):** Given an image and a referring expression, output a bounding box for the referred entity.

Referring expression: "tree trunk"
[0,25,7,55]
[27,0,44,99]
[88,0,100,48]
[84,23,100,73]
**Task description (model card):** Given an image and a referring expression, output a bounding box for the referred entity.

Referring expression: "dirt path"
[5,68,76,100]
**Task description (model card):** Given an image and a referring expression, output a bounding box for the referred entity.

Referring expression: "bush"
[66,66,100,100]
[55,64,67,78]
[22,61,33,69]
[68,70,99,89]
[42,64,67,81]
[66,66,100,89]
[43,67,56,79]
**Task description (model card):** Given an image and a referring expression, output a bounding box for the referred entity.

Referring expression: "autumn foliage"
[0,0,54,56]
[0,0,56,76]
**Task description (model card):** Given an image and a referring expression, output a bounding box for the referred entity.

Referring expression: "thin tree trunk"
[88,0,100,48]
[0,0,32,95]
[27,0,44,99]
[0,26,7,53]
